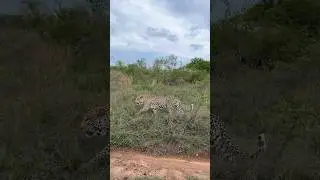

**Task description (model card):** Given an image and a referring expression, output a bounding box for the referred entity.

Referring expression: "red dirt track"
[110,149,210,180]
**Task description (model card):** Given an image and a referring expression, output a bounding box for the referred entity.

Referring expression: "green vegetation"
[213,0,320,178]
[110,56,210,155]
[0,1,108,179]
[186,176,203,180]
[0,1,210,179]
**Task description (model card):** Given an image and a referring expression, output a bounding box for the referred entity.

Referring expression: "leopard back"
[211,114,266,163]
[135,94,180,112]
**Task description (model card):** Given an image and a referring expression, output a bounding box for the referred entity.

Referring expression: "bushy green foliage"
[281,0,320,32]
[110,56,210,159]
[112,56,210,84]
[213,0,320,71]
[185,57,210,72]
[1,1,108,179]
[0,1,210,179]
[22,0,107,73]
[110,71,210,156]
[213,0,320,178]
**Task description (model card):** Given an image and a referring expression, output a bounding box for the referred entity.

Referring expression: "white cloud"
[110,0,210,62]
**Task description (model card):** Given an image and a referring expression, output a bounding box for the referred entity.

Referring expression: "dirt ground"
[110,150,210,180]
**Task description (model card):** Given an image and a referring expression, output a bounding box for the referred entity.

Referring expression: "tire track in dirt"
[110,150,210,180]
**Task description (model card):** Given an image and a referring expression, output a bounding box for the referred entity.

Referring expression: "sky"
[110,0,210,66]
[0,0,261,66]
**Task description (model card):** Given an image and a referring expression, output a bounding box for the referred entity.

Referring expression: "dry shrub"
[110,69,132,92]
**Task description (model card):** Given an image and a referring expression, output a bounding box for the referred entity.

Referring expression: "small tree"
[136,58,147,69]
[185,57,210,72]
[152,54,178,71]
[115,60,125,68]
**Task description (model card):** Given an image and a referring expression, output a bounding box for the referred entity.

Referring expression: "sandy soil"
[110,150,210,180]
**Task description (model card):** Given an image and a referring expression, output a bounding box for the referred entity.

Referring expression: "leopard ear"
[97,106,108,116]
[135,95,143,100]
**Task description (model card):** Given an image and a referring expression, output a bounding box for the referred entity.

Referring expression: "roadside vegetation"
[110,56,210,156]
[212,0,320,178]
[0,0,108,179]
[0,0,210,179]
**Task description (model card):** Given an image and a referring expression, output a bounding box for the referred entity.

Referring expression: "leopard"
[134,93,194,119]
[211,114,268,179]
[79,105,109,171]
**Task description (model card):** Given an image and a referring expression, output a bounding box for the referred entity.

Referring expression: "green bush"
[213,0,320,71]
[0,1,109,179]
[112,56,209,85]
[212,0,320,178]
[281,0,320,33]
[23,0,107,73]
[185,57,210,72]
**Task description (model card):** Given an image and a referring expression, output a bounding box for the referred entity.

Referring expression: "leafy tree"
[185,57,210,72]
[116,60,125,68]
[153,55,178,70]
[136,58,147,69]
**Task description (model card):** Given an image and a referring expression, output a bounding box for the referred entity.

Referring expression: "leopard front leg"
[151,108,157,114]
[88,146,108,165]
[149,104,158,115]
[135,102,151,116]
[78,146,109,172]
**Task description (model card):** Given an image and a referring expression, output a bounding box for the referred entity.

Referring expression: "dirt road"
[110,150,210,180]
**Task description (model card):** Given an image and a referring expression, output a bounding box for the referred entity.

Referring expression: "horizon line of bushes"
[111,55,210,84]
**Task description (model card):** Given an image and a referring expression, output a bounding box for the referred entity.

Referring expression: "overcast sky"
[0,0,260,65]
[110,0,210,65]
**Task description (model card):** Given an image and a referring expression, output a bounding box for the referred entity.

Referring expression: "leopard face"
[134,94,148,106]
[80,106,108,137]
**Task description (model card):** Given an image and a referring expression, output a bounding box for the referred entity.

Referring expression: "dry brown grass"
[110,69,133,91]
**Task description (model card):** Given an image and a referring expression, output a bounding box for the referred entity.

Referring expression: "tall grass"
[0,1,108,179]
[0,1,210,179]
[212,0,320,178]
[110,59,210,156]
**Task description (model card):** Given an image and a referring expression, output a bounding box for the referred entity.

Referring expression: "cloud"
[189,44,204,51]
[110,0,210,64]
[146,27,178,42]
